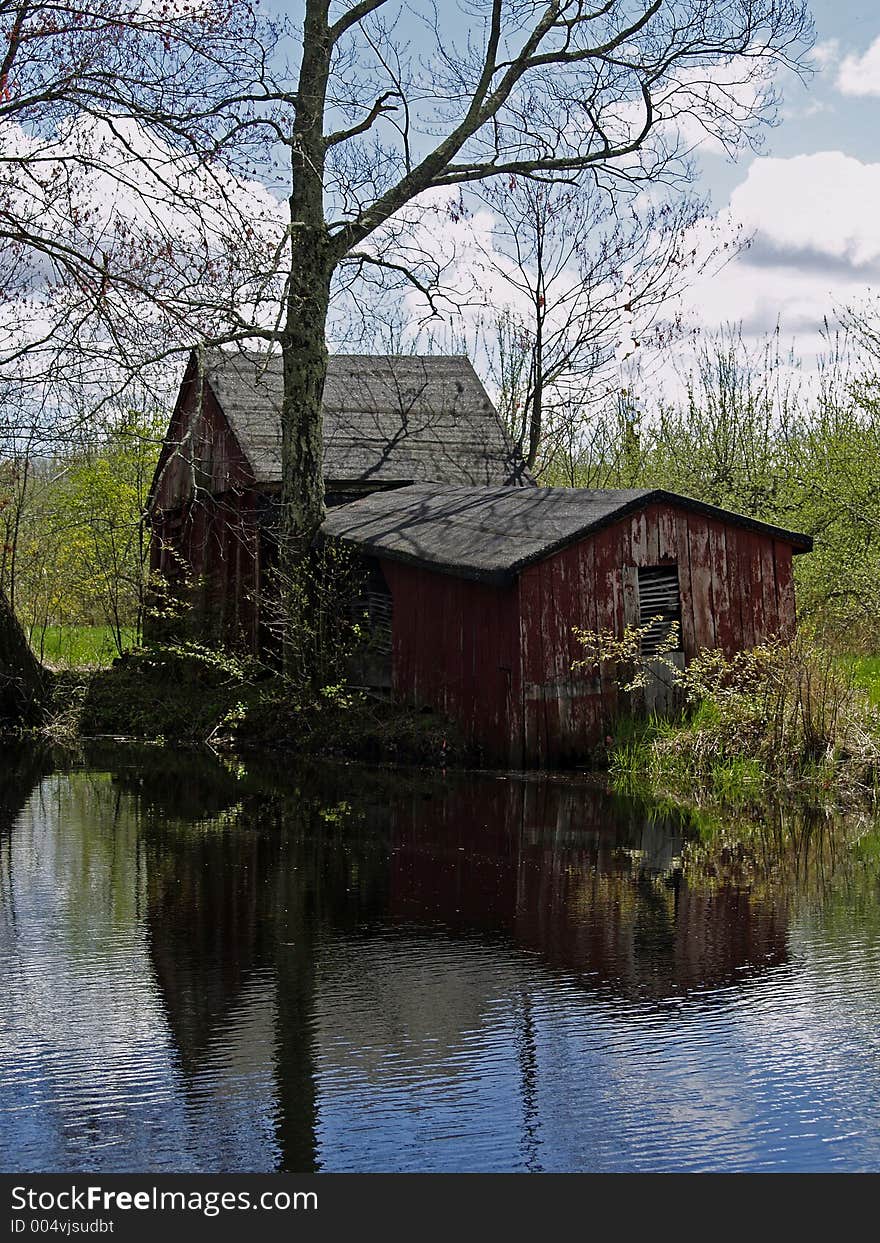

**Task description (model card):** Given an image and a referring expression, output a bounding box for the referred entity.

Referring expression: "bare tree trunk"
[0,586,47,725]
[278,0,334,682]
[278,251,332,681]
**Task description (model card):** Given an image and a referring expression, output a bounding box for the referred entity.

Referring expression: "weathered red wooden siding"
[148,375,262,650]
[518,503,799,764]
[381,560,523,766]
[383,502,801,768]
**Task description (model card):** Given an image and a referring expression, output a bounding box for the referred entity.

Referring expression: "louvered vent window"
[638,566,681,656]
[352,561,393,656]
[363,589,393,655]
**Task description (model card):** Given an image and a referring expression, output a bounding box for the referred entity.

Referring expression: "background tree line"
[0,409,162,663]
[532,322,880,649]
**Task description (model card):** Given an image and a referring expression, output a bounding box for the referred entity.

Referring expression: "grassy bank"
[851,655,880,706]
[605,640,880,809]
[19,626,880,793]
[42,642,474,767]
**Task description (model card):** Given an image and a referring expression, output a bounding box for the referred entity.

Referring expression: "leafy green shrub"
[577,625,880,803]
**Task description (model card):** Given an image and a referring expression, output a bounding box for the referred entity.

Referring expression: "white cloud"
[837,37,880,97]
[653,150,880,396]
[812,39,840,71]
[726,151,880,267]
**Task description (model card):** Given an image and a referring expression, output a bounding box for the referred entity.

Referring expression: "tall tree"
[468,177,720,473]
[0,0,275,708]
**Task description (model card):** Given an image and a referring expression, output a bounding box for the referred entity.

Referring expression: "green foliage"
[31,625,136,669]
[849,655,880,706]
[264,539,369,688]
[5,410,163,652]
[77,642,264,743]
[69,639,472,765]
[573,617,681,691]
[580,628,880,805]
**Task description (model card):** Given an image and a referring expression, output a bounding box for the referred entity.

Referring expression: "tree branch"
[328,0,391,45]
[325,89,400,147]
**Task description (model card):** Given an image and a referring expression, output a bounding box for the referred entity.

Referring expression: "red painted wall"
[148,371,263,650]
[384,501,800,768]
[381,560,524,767]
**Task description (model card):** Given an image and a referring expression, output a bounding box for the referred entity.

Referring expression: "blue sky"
[712,1,880,183]
[664,3,880,364]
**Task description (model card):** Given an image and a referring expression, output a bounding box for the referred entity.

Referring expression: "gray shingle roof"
[203,349,528,486]
[321,484,813,584]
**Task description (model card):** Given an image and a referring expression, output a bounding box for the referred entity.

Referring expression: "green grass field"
[29,625,137,669]
[851,656,880,706]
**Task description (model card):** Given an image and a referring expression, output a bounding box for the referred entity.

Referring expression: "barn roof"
[198,349,528,487]
[322,484,813,585]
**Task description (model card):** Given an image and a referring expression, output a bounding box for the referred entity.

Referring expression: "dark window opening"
[349,558,393,688]
[638,566,681,656]
[357,569,393,656]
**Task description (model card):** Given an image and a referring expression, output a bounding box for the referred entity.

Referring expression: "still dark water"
[2,744,880,1173]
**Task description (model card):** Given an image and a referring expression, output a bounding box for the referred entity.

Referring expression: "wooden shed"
[322,484,813,768]
[146,349,528,649]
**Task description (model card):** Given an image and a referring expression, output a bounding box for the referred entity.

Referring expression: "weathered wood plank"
[759,538,780,638]
[774,541,796,638]
[622,564,640,628]
[519,564,545,768]
[708,520,734,656]
[658,507,678,564]
[743,532,766,642]
[630,509,649,567]
[671,509,696,656]
[686,514,717,651]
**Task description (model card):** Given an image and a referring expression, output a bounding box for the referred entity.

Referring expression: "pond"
[2,743,880,1173]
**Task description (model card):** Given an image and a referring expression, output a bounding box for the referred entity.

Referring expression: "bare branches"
[325,89,401,147]
[325,1,811,258]
[346,249,445,319]
[328,0,391,45]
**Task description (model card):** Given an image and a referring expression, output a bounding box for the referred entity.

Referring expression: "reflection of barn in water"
[120,760,796,1169]
[384,777,789,999]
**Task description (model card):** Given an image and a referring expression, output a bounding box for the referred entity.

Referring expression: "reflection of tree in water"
[0,746,55,945]
[130,758,398,1173]
[679,799,880,904]
[0,745,54,835]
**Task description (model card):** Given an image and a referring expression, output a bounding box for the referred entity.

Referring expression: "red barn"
[146,349,528,649]
[322,485,813,768]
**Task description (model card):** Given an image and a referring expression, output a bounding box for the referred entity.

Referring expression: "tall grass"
[603,635,880,807]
